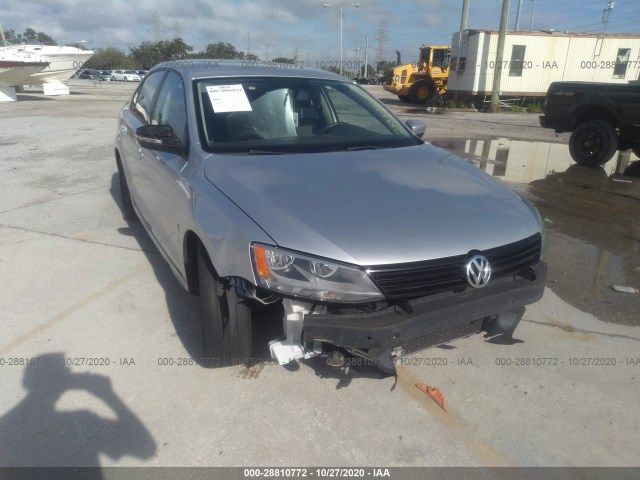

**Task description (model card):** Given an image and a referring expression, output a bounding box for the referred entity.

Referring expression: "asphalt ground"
[0,80,638,470]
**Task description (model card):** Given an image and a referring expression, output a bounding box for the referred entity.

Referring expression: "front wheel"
[409,80,431,104]
[198,246,252,367]
[116,159,138,221]
[569,120,618,166]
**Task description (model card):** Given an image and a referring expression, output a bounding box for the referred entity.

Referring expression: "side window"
[613,48,631,79]
[151,71,188,146]
[509,45,526,77]
[132,71,166,124]
[432,49,445,68]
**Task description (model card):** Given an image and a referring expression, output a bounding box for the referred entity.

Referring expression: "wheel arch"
[183,229,212,296]
[409,73,436,89]
[569,105,620,131]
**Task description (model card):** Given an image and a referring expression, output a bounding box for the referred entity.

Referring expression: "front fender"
[189,175,275,284]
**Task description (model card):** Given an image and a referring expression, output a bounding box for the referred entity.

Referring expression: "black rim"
[575,129,604,160]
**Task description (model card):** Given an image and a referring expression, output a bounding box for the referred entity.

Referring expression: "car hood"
[204,144,541,266]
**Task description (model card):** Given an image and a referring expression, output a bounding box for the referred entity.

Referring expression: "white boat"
[0,48,49,88]
[5,40,95,84]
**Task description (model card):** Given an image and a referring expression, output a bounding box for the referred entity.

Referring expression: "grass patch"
[445,97,472,109]
[527,102,543,113]
[502,102,544,113]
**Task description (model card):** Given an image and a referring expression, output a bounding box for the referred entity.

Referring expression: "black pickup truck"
[539,81,640,166]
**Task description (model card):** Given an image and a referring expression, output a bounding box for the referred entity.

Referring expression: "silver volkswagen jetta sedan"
[114,61,546,372]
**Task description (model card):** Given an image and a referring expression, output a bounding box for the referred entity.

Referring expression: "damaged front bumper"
[269,262,546,370]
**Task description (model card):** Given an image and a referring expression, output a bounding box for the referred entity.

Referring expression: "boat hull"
[0,63,48,87]
[7,45,94,85]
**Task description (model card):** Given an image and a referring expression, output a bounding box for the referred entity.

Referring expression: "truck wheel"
[116,158,138,221]
[398,95,410,102]
[569,120,618,166]
[198,246,252,367]
[409,80,430,104]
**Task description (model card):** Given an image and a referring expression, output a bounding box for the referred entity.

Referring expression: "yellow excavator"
[383,45,450,104]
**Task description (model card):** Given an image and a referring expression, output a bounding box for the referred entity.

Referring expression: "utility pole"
[460,0,469,31]
[602,0,615,34]
[490,0,510,113]
[340,6,344,74]
[247,32,251,57]
[529,0,536,31]
[364,34,369,77]
[324,3,360,76]
[515,0,523,30]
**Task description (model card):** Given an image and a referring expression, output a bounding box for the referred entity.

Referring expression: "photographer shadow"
[0,352,156,477]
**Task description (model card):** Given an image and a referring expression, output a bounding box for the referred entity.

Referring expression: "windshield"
[194,77,421,153]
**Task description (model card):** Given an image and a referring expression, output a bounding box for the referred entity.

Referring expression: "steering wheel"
[317,122,350,136]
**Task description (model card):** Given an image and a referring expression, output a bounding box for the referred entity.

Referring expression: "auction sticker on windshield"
[206,84,252,113]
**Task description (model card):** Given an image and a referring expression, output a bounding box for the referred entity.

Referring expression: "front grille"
[402,318,484,355]
[366,233,541,299]
[483,234,542,276]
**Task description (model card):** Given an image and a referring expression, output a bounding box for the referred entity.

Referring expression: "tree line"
[3,28,56,45]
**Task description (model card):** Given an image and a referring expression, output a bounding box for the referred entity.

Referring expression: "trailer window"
[613,49,631,79]
[509,45,526,77]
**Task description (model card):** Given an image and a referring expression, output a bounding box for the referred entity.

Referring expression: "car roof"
[151,59,347,82]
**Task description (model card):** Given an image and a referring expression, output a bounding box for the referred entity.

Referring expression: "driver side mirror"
[405,119,426,138]
[136,125,186,155]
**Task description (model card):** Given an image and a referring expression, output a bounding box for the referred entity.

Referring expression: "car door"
[136,70,190,270]
[119,70,167,224]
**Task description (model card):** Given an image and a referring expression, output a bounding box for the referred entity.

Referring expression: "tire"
[398,95,410,103]
[409,80,431,104]
[116,159,139,221]
[569,120,618,166]
[198,246,251,367]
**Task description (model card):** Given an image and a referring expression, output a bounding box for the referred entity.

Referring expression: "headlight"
[251,243,384,303]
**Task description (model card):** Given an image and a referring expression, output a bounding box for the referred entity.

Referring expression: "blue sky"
[2,0,639,65]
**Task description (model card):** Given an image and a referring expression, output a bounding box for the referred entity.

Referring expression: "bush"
[445,97,471,109]
[527,102,543,113]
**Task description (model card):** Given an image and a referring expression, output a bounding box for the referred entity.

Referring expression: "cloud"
[4,0,636,66]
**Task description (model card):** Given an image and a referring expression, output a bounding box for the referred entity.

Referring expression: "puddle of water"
[431,138,640,185]
[432,138,640,327]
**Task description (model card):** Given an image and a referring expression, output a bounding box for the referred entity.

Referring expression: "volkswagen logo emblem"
[466,255,491,288]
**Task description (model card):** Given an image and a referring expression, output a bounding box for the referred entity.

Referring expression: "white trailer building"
[448,29,640,100]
